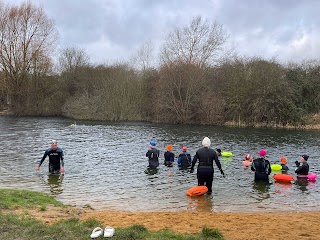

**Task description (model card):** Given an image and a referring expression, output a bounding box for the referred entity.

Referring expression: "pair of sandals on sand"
[91,226,115,238]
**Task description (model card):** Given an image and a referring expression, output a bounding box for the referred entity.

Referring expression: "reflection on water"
[1,116,320,212]
[47,174,64,195]
[144,167,159,175]
[187,194,214,212]
[253,181,271,198]
[295,180,310,192]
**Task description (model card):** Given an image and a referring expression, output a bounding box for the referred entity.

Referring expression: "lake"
[1,116,320,212]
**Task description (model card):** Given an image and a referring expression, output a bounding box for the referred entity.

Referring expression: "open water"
[1,116,320,212]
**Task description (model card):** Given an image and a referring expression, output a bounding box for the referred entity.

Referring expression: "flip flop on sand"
[90,227,103,239]
[104,226,115,238]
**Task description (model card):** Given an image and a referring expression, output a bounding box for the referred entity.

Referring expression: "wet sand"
[81,210,320,240]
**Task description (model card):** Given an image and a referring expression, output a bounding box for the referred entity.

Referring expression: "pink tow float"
[308,173,317,182]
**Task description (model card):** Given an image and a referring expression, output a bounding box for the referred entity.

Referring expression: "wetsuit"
[251,157,271,182]
[191,147,222,193]
[281,164,289,174]
[295,162,309,181]
[39,147,64,174]
[164,151,175,167]
[295,162,309,175]
[146,148,160,168]
[178,152,191,169]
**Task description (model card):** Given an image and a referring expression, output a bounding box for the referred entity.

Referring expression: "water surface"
[1,116,320,212]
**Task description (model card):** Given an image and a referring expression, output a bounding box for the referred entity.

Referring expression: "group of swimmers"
[35,138,311,194]
[146,138,312,190]
[146,137,225,193]
[242,149,310,182]
[146,142,194,169]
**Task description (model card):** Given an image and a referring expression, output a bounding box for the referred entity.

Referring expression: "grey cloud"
[5,0,320,63]
[43,0,105,45]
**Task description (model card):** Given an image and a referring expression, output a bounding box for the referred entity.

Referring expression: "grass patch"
[0,189,224,239]
[0,213,101,240]
[0,189,65,209]
[201,227,224,239]
[0,214,224,240]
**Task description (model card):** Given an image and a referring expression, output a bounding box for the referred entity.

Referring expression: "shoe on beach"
[90,227,103,239]
[104,226,115,238]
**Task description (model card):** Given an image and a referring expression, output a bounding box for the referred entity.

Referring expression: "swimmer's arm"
[39,149,49,166]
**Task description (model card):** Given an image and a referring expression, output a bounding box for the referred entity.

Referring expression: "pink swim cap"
[259,149,267,156]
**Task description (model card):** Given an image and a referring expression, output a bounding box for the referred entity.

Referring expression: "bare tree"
[160,16,229,67]
[156,62,205,123]
[130,40,155,71]
[58,46,90,73]
[0,1,58,107]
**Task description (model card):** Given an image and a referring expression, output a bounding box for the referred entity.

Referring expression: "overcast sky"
[4,0,320,64]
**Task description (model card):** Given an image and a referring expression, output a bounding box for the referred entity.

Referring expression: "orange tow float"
[186,186,208,197]
[273,174,294,183]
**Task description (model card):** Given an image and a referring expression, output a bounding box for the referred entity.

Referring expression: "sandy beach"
[80,210,320,240]
[8,203,320,240]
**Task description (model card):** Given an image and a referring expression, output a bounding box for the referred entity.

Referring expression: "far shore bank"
[1,111,320,130]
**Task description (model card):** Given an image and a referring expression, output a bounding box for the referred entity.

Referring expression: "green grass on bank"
[0,214,224,240]
[0,214,100,240]
[0,189,65,210]
[0,189,224,240]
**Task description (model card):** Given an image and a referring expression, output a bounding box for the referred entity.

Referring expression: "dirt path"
[81,210,320,240]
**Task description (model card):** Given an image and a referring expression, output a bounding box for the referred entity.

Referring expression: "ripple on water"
[1,117,320,212]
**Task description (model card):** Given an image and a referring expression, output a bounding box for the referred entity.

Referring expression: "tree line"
[0,1,319,127]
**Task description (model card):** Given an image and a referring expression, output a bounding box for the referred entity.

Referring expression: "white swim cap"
[51,140,57,145]
[202,137,211,147]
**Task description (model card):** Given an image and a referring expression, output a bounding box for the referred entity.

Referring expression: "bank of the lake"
[224,113,320,130]
[0,189,224,240]
[2,110,320,130]
[2,189,320,240]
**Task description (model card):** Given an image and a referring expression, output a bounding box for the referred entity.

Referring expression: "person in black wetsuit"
[146,141,160,168]
[190,137,224,193]
[251,149,271,182]
[280,156,289,174]
[164,145,175,167]
[295,155,309,181]
[178,146,191,169]
[216,149,222,157]
[36,140,64,174]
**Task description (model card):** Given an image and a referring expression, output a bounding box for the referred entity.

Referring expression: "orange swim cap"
[167,145,173,151]
[281,156,287,164]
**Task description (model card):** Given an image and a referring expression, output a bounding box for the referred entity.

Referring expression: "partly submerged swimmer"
[36,140,64,174]
[216,149,222,157]
[295,155,309,182]
[164,145,175,167]
[178,146,191,169]
[251,149,271,182]
[242,154,253,167]
[190,137,224,193]
[280,156,289,173]
[146,141,160,169]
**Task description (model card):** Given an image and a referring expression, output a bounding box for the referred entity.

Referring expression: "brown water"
[1,116,320,212]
